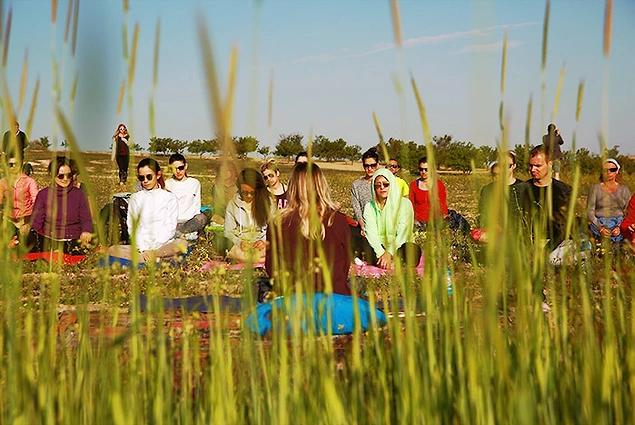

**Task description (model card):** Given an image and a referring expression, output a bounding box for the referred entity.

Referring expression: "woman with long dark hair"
[266,163,351,295]
[222,168,272,263]
[28,156,93,253]
[111,123,130,185]
[108,158,187,262]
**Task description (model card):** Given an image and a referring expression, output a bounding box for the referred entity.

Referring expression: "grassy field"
[2,148,634,423]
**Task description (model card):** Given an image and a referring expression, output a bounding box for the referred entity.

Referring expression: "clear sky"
[3,0,635,154]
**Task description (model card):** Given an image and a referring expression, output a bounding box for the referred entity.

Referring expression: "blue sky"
[3,0,635,154]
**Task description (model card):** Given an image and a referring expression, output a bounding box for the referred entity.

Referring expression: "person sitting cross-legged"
[164,153,208,240]
[108,158,188,263]
[27,157,93,254]
[363,168,421,269]
[0,156,39,243]
[266,162,352,295]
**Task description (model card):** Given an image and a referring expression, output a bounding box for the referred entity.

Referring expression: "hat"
[605,158,620,171]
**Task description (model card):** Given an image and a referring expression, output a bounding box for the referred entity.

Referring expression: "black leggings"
[116,154,129,183]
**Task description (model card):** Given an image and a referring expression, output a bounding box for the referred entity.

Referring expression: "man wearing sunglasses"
[0,155,39,240]
[388,158,409,197]
[164,153,208,240]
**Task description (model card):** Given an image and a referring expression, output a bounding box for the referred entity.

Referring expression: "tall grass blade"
[540,0,550,127]
[603,0,613,57]
[64,0,73,44]
[25,76,39,136]
[71,0,79,57]
[152,19,160,89]
[18,49,27,111]
[223,46,238,120]
[499,28,508,131]
[551,62,565,122]
[575,79,584,122]
[69,71,79,116]
[525,96,532,147]
[390,0,402,48]
[2,7,12,68]
[51,0,58,24]
[128,23,139,88]
[117,80,125,114]
[372,111,389,162]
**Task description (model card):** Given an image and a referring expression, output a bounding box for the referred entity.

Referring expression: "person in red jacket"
[409,156,448,230]
[620,193,635,244]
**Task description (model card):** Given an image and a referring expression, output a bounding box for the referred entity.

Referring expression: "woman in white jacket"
[108,158,188,263]
[219,167,272,263]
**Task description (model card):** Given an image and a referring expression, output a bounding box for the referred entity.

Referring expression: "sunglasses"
[419,167,428,172]
[374,181,390,189]
[172,164,186,171]
[8,162,17,168]
[240,189,255,197]
[57,172,73,180]
[388,164,399,169]
[604,167,618,173]
[363,162,378,169]
[263,173,275,181]
[137,174,155,182]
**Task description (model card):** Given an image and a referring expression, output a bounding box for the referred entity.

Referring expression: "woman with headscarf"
[363,167,421,270]
[587,158,631,242]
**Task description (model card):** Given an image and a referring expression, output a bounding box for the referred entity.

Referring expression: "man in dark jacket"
[3,121,28,163]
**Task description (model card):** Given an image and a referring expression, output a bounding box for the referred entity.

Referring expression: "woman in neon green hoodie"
[363,167,421,270]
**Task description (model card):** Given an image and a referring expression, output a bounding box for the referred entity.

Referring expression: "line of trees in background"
[27,133,634,175]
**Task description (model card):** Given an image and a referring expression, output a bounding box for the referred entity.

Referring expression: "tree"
[148,137,172,155]
[60,140,69,149]
[343,144,362,164]
[275,133,304,161]
[433,134,454,169]
[130,143,143,152]
[171,139,189,154]
[257,146,271,158]
[189,138,219,156]
[234,136,259,159]
[28,136,50,151]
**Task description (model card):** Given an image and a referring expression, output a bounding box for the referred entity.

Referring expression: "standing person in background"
[164,153,208,239]
[266,163,351,295]
[0,155,39,240]
[2,121,28,164]
[542,123,565,181]
[388,158,409,197]
[261,159,288,209]
[409,156,448,230]
[111,124,130,185]
[586,158,630,243]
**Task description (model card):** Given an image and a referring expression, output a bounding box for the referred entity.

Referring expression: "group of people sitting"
[2,138,634,296]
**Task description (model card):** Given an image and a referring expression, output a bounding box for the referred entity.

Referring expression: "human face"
[240,184,255,203]
[363,158,378,178]
[419,162,429,181]
[55,165,73,188]
[137,165,160,190]
[7,158,20,175]
[118,126,127,133]
[171,160,187,181]
[388,160,400,175]
[374,176,390,203]
[603,163,619,181]
[528,153,551,184]
[262,169,279,188]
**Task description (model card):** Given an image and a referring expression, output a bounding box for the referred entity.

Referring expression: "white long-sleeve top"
[127,188,179,251]
[164,177,202,222]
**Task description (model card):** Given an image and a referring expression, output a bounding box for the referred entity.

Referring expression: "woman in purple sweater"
[28,157,93,253]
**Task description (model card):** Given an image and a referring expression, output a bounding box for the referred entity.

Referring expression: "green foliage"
[275,133,304,160]
[188,138,218,157]
[257,146,271,158]
[28,136,51,151]
[234,136,259,159]
[313,135,350,162]
[148,137,189,155]
[343,144,362,163]
[130,142,143,152]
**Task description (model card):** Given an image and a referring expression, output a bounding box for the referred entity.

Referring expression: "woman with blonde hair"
[265,162,351,295]
[260,159,288,209]
[111,124,130,185]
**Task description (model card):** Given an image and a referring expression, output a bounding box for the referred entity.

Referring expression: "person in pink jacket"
[0,155,39,240]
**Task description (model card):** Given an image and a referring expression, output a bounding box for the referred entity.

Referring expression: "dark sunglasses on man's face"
[57,172,73,180]
[388,164,399,169]
[419,167,428,172]
[363,162,378,169]
[138,174,155,182]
